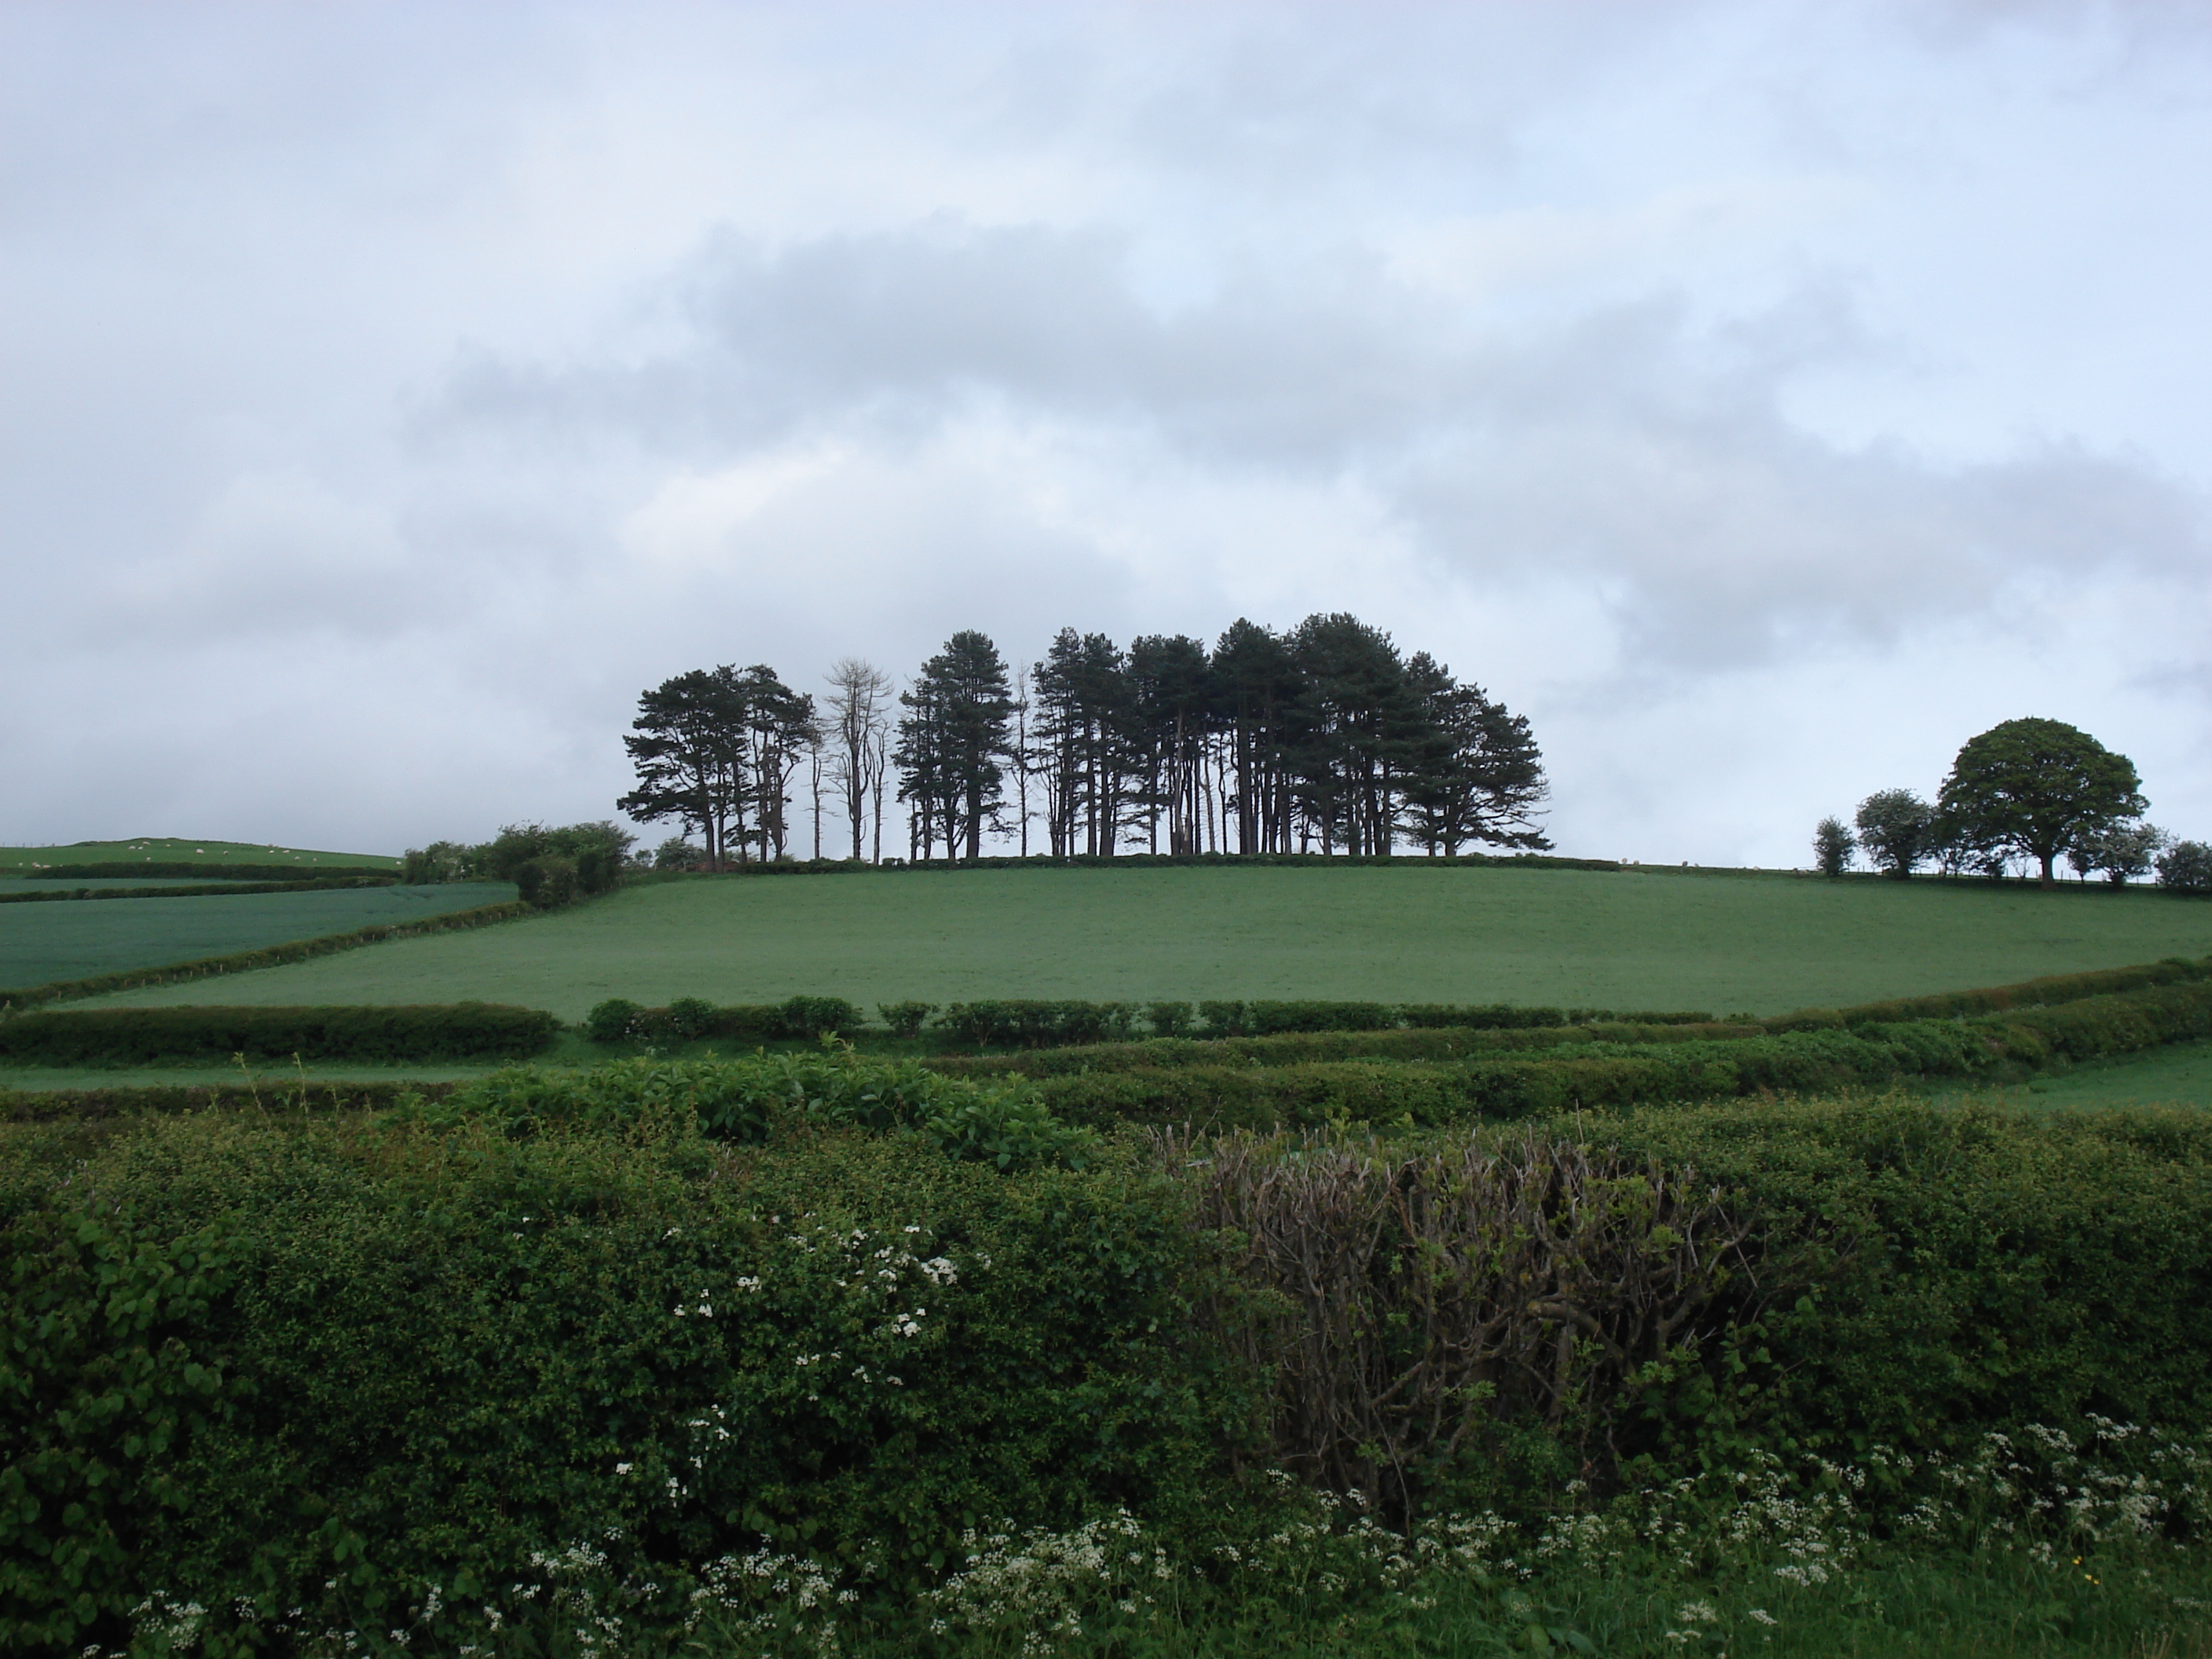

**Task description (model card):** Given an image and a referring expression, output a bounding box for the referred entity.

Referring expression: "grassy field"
[0,881,514,990]
[0,836,398,873]
[69,863,2212,1021]
[1942,1037,2212,1111]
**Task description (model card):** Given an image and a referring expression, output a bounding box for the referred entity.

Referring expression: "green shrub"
[2158,840,2212,892]
[511,854,577,909]
[0,1118,1238,1653]
[936,1000,1138,1049]
[1145,1001,1196,1038]
[779,994,862,1038]
[1243,1000,1398,1036]
[877,1000,936,1038]
[584,997,644,1043]
[1198,999,1246,1036]
[1401,1003,1566,1029]
[0,1004,559,1065]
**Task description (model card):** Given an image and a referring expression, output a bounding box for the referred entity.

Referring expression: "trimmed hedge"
[1024,979,2212,1129]
[584,996,866,1046]
[0,1004,559,1065]
[0,877,396,906]
[25,862,397,881]
[1778,954,2212,1030]
[937,999,1140,1048]
[0,899,533,1011]
[932,1021,1769,1081]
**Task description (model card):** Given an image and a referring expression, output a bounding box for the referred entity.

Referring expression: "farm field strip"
[69,864,2212,1021]
[0,836,398,874]
[0,881,515,990]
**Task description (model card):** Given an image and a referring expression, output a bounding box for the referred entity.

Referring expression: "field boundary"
[0,899,536,1013]
[18,859,400,881]
[0,877,397,906]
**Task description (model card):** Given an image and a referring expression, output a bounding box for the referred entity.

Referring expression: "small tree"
[1855,789,1932,879]
[2157,840,2212,895]
[2071,822,2170,885]
[1936,718,2146,885]
[1812,817,1855,877]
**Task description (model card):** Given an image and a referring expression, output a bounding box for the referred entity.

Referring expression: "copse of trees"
[620,613,1550,866]
[401,822,634,906]
[1815,718,2190,889]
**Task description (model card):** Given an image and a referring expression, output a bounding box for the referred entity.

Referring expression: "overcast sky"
[4,1,2207,865]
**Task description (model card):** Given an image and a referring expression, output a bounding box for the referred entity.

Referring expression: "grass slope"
[0,882,514,989]
[0,836,398,873]
[73,864,2212,1021]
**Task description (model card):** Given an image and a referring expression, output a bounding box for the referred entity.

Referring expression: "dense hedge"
[5,1095,2210,1652]
[0,1004,559,1065]
[1023,979,2212,1129]
[0,899,533,1011]
[25,862,397,881]
[932,1020,1768,1081]
[585,996,865,1046]
[0,1117,1239,1653]
[1778,954,2212,1029]
[0,877,396,906]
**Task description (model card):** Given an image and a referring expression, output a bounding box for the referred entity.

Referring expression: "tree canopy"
[1936,718,2146,884]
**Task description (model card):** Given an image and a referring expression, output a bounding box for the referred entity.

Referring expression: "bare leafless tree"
[825,657,895,862]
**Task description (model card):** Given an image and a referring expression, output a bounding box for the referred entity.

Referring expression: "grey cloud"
[435,216,2209,671]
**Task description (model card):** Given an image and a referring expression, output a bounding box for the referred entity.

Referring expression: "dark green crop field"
[0,881,514,990]
[73,863,2212,1020]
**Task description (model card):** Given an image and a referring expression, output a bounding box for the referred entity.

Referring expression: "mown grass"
[0,881,514,989]
[0,835,397,873]
[71,864,2212,1021]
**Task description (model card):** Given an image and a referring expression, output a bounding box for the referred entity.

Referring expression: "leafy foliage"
[1854,789,1932,878]
[1938,718,2147,882]
[0,1002,560,1064]
[1811,815,1854,877]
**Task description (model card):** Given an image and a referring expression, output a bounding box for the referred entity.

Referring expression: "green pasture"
[0,835,398,873]
[72,864,2212,1022]
[0,881,514,991]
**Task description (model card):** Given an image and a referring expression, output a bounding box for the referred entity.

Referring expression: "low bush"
[1240,999,1398,1036]
[0,1003,559,1065]
[936,999,1139,1049]
[586,996,866,1046]
[877,1000,936,1038]
[1145,1000,1196,1037]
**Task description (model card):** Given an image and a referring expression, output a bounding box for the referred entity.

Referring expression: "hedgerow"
[0,1004,558,1065]
[5,1097,2212,1653]
[584,996,866,1046]
[0,877,397,906]
[23,862,397,881]
[1016,978,2212,1128]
